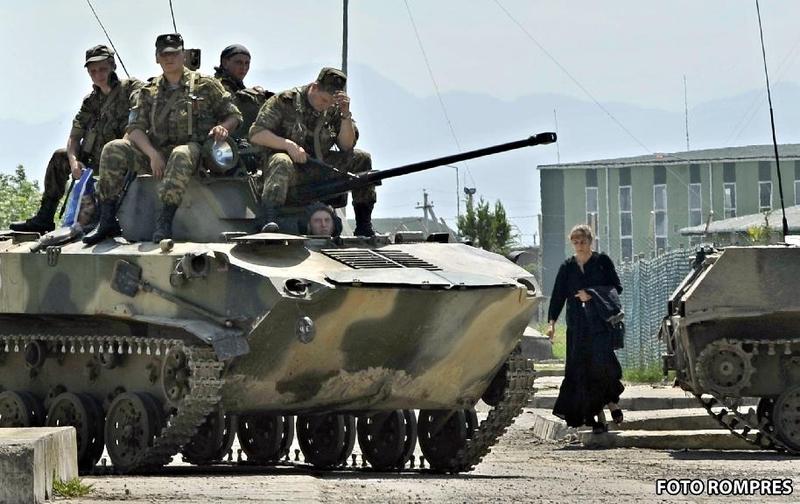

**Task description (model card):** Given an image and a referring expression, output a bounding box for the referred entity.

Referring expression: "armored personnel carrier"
[0,133,554,473]
[660,245,800,455]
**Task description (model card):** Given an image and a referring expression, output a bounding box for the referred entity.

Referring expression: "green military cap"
[155,33,184,54]
[84,44,115,67]
[316,67,347,93]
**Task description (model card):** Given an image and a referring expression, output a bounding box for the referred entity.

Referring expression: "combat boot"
[82,200,121,245]
[353,202,376,237]
[9,196,59,233]
[152,204,178,243]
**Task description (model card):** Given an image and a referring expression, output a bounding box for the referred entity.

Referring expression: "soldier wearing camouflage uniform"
[11,45,143,233]
[213,44,273,138]
[249,67,376,236]
[84,34,242,246]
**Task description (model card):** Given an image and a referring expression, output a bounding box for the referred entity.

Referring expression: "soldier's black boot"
[9,196,59,233]
[152,204,178,243]
[83,200,121,245]
[353,202,376,237]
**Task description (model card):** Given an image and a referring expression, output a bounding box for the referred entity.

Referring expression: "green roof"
[538,143,800,170]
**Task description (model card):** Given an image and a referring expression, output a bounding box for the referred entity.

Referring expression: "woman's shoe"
[592,422,608,434]
[610,408,624,425]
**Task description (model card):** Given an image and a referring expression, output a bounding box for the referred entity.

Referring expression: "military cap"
[155,33,184,54]
[84,44,115,67]
[220,44,251,62]
[316,67,347,93]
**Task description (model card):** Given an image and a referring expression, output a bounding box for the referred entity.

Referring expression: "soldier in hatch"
[249,67,377,236]
[10,45,143,233]
[84,33,242,245]
[214,44,273,137]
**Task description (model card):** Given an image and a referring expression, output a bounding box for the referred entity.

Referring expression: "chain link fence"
[615,247,699,369]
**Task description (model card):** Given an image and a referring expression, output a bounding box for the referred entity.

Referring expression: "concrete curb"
[0,427,78,504]
[580,430,758,450]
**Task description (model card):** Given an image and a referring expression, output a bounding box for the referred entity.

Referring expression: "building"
[538,144,800,294]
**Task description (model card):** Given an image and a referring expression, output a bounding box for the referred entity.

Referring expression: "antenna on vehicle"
[169,0,178,32]
[755,0,789,238]
[85,0,130,78]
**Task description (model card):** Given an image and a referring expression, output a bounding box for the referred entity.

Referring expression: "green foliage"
[457,194,516,254]
[746,211,773,245]
[0,165,41,228]
[622,361,674,384]
[52,477,94,498]
[536,321,566,360]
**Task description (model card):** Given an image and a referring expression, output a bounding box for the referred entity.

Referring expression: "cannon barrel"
[288,132,557,205]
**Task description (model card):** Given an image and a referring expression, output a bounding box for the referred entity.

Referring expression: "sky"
[3,0,800,244]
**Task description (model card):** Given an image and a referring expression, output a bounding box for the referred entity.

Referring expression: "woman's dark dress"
[548,252,625,427]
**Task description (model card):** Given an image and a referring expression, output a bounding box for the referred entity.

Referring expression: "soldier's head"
[155,33,185,72]
[308,67,347,112]
[84,45,116,87]
[306,202,336,237]
[220,44,251,82]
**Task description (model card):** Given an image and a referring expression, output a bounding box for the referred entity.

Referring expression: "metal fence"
[615,247,698,369]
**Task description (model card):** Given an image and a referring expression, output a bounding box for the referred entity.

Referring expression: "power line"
[403,0,476,187]
[85,0,130,78]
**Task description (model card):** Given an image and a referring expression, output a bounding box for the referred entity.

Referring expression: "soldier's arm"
[209,80,242,140]
[337,117,356,151]
[67,95,93,178]
[125,89,166,178]
[249,94,307,163]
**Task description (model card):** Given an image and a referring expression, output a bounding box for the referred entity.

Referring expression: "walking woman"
[546,224,625,433]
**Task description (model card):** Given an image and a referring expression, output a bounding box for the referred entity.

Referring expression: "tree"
[0,166,41,229]
[457,193,516,254]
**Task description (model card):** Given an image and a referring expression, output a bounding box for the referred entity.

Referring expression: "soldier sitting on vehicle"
[249,67,377,236]
[84,33,241,246]
[10,45,143,233]
[214,44,273,138]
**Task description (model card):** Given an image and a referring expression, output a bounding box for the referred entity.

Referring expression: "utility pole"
[553,109,561,163]
[683,75,690,151]
[416,190,435,221]
[342,0,349,76]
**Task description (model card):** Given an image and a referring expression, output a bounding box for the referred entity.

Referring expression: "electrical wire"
[85,0,130,78]
[403,0,476,187]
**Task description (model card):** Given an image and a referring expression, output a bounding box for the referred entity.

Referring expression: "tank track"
[449,353,537,472]
[693,336,800,456]
[0,334,225,472]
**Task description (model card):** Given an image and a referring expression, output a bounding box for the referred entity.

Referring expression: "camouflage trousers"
[261,149,376,207]
[96,139,200,206]
[41,148,81,200]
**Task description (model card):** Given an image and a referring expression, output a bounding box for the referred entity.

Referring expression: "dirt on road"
[64,410,799,504]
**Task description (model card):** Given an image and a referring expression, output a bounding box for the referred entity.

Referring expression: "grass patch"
[623,361,675,384]
[53,477,94,498]
[536,321,566,360]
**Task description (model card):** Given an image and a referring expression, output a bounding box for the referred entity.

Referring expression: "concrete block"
[0,427,78,504]
[581,429,759,450]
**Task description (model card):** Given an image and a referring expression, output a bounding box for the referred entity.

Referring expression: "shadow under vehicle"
[660,245,800,455]
[0,133,554,474]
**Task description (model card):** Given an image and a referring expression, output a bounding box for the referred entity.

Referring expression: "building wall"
[540,157,800,296]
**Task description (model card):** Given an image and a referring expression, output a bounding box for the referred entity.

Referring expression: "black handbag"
[609,318,625,350]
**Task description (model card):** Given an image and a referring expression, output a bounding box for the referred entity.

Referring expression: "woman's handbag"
[608,312,625,350]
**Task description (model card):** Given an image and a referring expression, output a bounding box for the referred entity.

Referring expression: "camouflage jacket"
[69,74,144,166]
[128,67,242,150]
[214,67,273,139]
[249,85,357,158]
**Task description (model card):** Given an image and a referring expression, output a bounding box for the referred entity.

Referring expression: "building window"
[723,183,737,218]
[795,179,800,206]
[585,169,599,250]
[759,181,773,212]
[688,183,702,227]
[653,184,668,252]
[619,185,632,261]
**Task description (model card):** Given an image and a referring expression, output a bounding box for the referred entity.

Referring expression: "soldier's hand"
[70,161,86,180]
[334,91,350,114]
[286,141,308,164]
[209,125,229,142]
[150,152,166,180]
